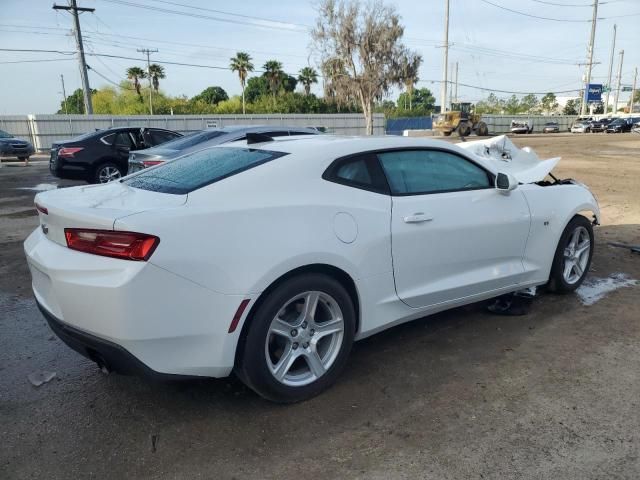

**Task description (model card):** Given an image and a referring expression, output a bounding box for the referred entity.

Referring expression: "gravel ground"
[1,134,639,479]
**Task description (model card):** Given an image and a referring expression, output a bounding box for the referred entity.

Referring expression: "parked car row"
[49,125,320,183]
[570,116,640,134]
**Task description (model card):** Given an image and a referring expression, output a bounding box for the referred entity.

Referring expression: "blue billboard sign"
[585,83,603,103]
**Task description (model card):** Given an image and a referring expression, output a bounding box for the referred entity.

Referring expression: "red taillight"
[58,147,84,158]
[142,160,164,168]
[35,202,48,215]
[64,229,159,261]
[228,299,251,333]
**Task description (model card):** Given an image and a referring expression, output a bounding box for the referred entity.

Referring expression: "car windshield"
[545,122,557,126]
[123,146,288,195]
[0,129,13,138]
[150,130,226,151]
[609,119,624,125]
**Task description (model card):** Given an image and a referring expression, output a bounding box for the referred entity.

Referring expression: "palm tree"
[148,64,165,92]
[126,66,146,96]
[263,60,284,103]
[297,67,318,95]
[230,52,254,114]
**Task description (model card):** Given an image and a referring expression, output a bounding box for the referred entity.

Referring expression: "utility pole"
[604,24,616,115]
[440,0,450,113]
[137,48,158,115]
[60,74,69,115]
[630,67,638,114]
[580,0,598,116]
[60,74,74,134]
[613,49,624,114]
[454,61,459,103]
[53,0,94,114]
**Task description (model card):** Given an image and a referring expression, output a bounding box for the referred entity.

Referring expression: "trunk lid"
[34,182,186,246]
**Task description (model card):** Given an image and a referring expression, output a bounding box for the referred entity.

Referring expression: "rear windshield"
[123,146,287,194]
[156,130,226,150]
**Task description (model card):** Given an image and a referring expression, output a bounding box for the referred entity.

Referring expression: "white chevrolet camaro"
[25,134,599,402]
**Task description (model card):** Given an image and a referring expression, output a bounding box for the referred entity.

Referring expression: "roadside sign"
[585,83,602,103]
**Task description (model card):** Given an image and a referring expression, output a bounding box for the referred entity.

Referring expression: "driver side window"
[377,149,491,195]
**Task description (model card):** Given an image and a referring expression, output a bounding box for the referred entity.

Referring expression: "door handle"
[403,213,433,223]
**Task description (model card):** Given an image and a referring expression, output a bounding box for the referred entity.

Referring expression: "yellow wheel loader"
[434,102,489,137]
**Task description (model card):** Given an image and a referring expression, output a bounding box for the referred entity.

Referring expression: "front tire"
[548,215,594,293]
[236,273,355,403]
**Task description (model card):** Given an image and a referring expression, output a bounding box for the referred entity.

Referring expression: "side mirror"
[495,172,518,193]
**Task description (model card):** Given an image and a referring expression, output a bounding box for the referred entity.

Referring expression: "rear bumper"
[25,227,253,378]
[37,300,185,378]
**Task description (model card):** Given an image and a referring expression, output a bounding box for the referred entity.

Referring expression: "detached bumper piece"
[37,301,190,380]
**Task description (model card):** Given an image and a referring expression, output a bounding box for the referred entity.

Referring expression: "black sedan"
[127,125,321,173]
[606,117,640,133]
[50,127,182,183]
[0,129,35,162]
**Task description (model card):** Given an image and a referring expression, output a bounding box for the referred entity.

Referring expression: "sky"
[0,0,639,114]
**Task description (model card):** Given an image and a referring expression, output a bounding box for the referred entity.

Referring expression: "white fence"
[480,115,578,134]
[0,113,385,151]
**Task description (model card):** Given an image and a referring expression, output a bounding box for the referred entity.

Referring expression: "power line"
[144,0,309,29]
[0,48,76,55]
[98,0,307,32]
[0,58,76,64]
[479,0,592,21]
[528,0,591,6]
[87,64,135,90]
[419,79,581,95]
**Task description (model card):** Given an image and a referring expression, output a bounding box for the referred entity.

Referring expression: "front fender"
[520,182,600,284]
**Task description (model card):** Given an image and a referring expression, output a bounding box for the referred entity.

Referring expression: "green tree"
[244,76,269,103]
[519,94,539,114]
[540,92,559,114]
[397,87,435,112]
[148,64,165,92]
[192,86,229,105]
[263,60,285,102]
[563,98,580,115]
[230,52,254,114]
[298,67,319,95]
[126,67,146,96]
[57,88,92,114]
[504,95,521,115]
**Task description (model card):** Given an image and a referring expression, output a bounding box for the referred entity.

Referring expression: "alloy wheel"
[562,226,590,284]
[265,291,344,387]
[98,166,121,183]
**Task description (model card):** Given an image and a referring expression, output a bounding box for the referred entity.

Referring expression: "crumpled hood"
[458,135,560,184]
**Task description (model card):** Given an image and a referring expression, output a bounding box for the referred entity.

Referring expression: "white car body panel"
[25,135,600,377]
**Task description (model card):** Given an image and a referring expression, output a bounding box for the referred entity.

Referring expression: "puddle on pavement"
[576,273,638,306]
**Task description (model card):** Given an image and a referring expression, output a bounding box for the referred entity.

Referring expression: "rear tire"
[236,273,355,403]
[548,215,594,293]
[93,162,123,184]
